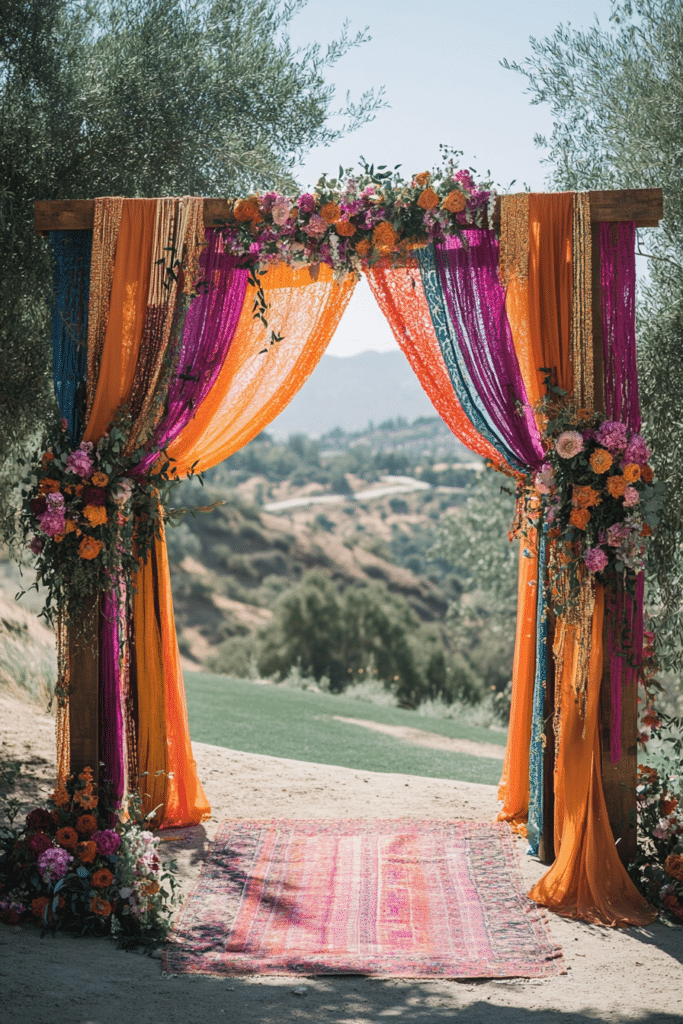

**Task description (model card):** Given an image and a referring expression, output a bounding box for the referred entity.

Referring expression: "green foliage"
[504,0,683,678]
[254,571,475,708]
[0,0,383,511]
[432,467,519,691]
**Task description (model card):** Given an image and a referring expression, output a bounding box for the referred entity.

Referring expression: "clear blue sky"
[286,0,613,356]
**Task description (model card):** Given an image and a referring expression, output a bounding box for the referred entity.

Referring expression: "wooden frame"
[34,189,663,860]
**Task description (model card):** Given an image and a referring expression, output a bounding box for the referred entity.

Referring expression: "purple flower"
[66,443,95,478]
[624,434,650,465]
[29,535,44,555]
[38,846,72,884]
[260,192,279,212]
[623,486,640,507]
[38,509,66,538]
[92,829,122,856]
[595,420,629,453]
[584,547,609,573]
[607,522,630,547]
[454,169,475,192]
[298,193,316,213]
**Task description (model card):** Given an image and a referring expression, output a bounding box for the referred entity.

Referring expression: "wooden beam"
[34,188,664,235]
[68,600,99,782]
[592,223,638,866]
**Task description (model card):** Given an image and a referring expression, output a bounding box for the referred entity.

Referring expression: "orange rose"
[41,451,55,470]
[32,896,50,919]
[569,508,591,530]
[91,472,109,487]
[56,826,78,849]
[334,216,356,237]
[372,221,397,251]
[606,475,627,498]
[64,519,76,534]
[589,448,613,474]
[355,238,371,258]
[641,465,654,483]
[572,485,601,509]
[91,868,114,889]
[417,187,439,210]
[413,171,430,186]
[76,814,98,836]
[90,897,112,917]
[442,190,466,213]
[661,796,678,817]
[623,463,641,483]
[83,504,107,528]
[78,536,103,561]
[39,478,60,495]
[76,840,97,864]
[640,523,652,537]
[232,197,261,223]
[319,203,341,224]
[664,854,683,882]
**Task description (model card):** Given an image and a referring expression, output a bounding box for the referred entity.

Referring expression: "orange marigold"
[589,448,613,474]
[90,897,112,917]
[623,463,641,483]
[355,238,371,258]
[572,485,601,509]
[442,190,466,213]
[664,854,683,882]
[641,465,654,483]
[76,840,97,864]
[41,451,55,470]
[74,788,98,810]
[78,536,103,561]
[91,472,109,487]
[91,868,114,889]
[606,474,627,498]
[32,896,50,919]
[76,814,98,836]
[569,508,591,530]
[319,202,341,224]
[232,197,261,223]
[334,216,356,237]
[64,519,77,534]
[39,478,60,495]
[417,187,439,211]
[413,171,430,186]
[56,826,78,849]
[372,221,397,251]
[83,504,107,528]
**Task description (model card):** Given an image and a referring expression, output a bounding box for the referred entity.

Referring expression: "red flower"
[28,832,53,856]
[32,897,50,919]
[82,486,106,507]
[26,808,55,833]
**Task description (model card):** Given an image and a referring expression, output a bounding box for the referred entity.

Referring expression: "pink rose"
[302,214,327,238]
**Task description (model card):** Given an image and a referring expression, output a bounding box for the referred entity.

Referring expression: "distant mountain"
[268,350,439,438]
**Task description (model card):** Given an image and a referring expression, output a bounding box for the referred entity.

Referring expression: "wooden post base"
[67,599,99,782]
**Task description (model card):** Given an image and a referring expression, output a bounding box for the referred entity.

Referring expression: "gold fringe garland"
[499,193,529,287]
[570,192,594,410]
[86,197,123,421]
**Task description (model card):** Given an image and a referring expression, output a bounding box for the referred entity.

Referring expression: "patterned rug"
[163,819,563,978]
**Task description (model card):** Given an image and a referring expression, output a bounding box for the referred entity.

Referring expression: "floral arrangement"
[0,767,177,943]
[629,683,683,923]
[531,386,664,610]
[14,418,179,625]
[217,153,493,278]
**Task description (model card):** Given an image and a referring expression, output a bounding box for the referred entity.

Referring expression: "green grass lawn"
[184,672,506,786]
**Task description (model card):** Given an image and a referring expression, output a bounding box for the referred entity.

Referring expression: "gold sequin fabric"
[570,192,594,410]
[499,194,530,287]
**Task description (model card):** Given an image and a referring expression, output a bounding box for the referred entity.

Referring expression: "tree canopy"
[503,0,683,677]
[0,0,383,512]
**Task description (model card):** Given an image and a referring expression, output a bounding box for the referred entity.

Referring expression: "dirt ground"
[1,689,682,1024]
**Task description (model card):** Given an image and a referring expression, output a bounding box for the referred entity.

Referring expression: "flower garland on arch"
[215,157,495,277]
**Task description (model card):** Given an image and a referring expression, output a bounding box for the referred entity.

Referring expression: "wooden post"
[592,223,638,865]
[67,600,99,782]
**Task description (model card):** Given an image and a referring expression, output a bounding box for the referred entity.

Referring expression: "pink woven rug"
[163,819,563,978]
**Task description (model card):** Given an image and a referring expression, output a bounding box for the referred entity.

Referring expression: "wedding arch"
[31,176,663,928]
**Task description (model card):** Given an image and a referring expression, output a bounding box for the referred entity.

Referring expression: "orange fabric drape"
[364,261,512,472]
[168,263,356,474]
[529,589,655,925]
[496,539,538,830]
[498,194,574,826]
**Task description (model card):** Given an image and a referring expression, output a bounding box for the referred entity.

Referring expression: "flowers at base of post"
[0,768,178,943]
